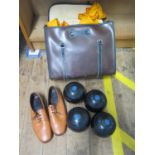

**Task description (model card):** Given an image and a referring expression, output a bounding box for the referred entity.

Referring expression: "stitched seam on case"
[97,40,103,78]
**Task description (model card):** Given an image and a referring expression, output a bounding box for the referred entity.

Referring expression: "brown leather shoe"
[30,93,53,142]
[48,87,67,135]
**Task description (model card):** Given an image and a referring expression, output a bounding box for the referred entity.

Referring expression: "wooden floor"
[19,48,135,155]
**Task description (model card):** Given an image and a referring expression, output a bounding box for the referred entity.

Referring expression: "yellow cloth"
[47,3,106,27]
[78,13,99,24]
[61,21,69,26]
[86,2,106,20]
[47,18,60,27]
[78,2,107,24]
[47,18,69,27]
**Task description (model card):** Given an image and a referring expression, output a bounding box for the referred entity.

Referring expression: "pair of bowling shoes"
[30,86,67,143]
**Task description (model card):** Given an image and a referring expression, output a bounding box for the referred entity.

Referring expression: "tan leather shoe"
[30,93,53,143]
[48,87,67,135]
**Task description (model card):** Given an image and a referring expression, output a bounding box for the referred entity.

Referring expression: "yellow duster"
[47,2,106,27]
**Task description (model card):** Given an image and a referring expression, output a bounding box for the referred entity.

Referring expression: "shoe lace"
[33,112,42,122]
[50,105,57,113]
[50,105,62,115]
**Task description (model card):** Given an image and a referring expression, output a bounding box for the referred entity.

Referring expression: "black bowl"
[67,107,91,132]
[91,112,116,137]
[84,90,107,112]
[63,82,86,103]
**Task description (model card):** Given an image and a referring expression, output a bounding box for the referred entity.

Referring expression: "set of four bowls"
[63,82,116,138]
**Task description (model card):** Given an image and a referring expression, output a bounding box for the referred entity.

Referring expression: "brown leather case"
[44,21,116,80]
